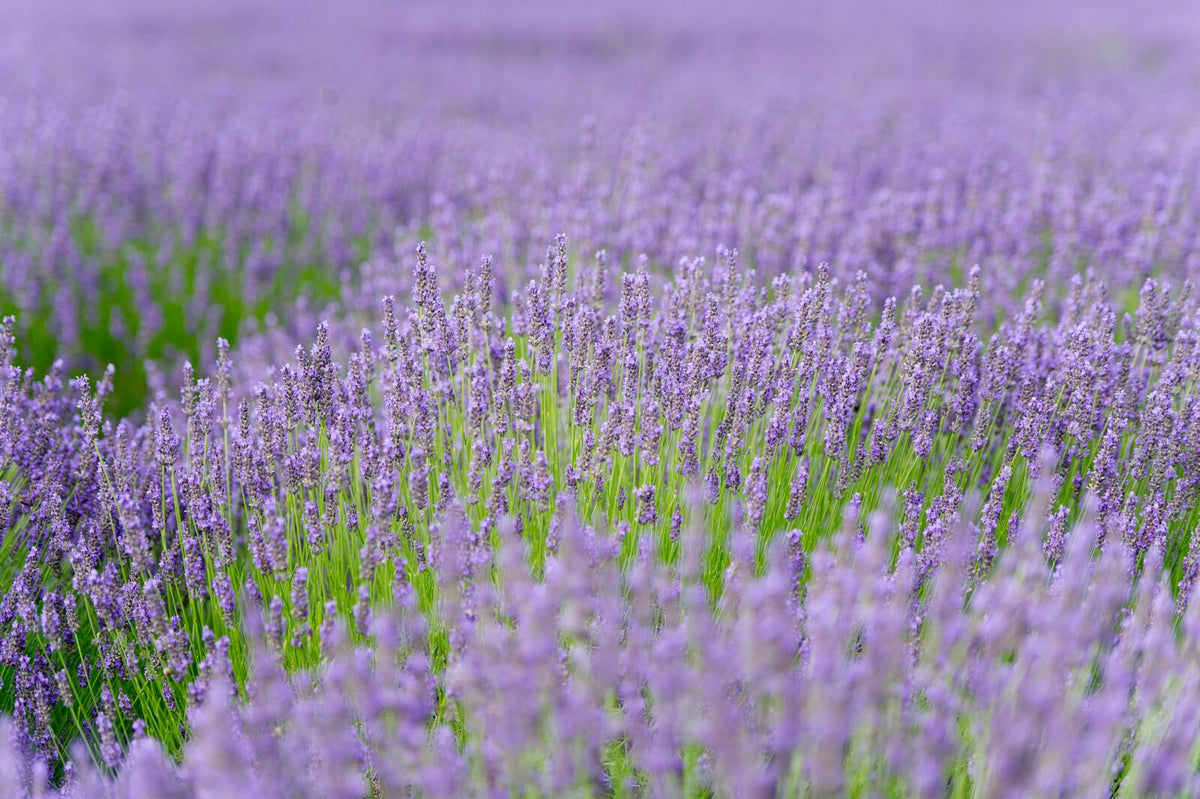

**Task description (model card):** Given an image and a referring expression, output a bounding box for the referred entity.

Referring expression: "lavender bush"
[2,0,1200,795]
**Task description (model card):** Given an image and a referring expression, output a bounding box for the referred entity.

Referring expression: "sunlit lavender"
[2,0,1200,796]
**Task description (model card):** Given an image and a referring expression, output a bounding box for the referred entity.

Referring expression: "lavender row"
[4,483,1199,797]
[4,0,1200,410]
[3,0,1200,792]
[1,242,1199,791]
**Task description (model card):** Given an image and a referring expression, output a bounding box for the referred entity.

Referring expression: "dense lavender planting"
[3,0,1200,412]
[2,0,1200,796]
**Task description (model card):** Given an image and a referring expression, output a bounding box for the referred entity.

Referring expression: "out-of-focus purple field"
[1,0,1200,795]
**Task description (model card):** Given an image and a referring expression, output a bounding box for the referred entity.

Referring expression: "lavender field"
[2,0,1200,795]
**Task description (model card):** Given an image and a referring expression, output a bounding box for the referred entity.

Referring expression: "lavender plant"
[2,0,1200,795]
[2,244,1200,794]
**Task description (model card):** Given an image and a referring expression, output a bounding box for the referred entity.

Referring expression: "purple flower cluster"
[0,235,1198,792]
[1,0,1200,793]
[2,489,1199,796]
[2,0,1199,412]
